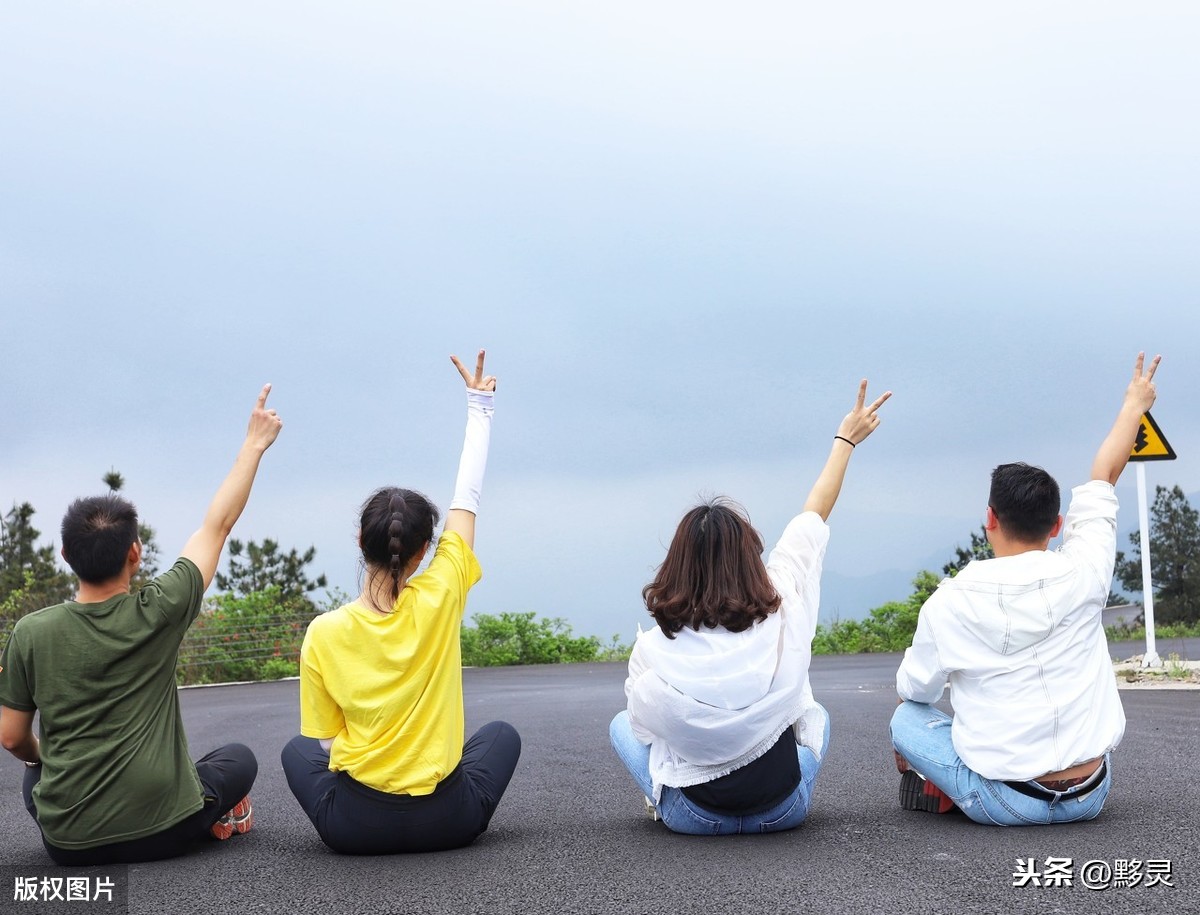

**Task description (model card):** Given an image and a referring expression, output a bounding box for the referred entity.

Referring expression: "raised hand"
[450,349,497,393]
[835,380,893,446]
[246,383,284,451]
[1125,351,1161,415]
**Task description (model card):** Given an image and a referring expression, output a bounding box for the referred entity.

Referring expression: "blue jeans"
[889,701,1112,826]
[609,706,830,835]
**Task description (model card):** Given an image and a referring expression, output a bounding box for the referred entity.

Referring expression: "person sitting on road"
[610,380,891,834]
[0,385,283,864]
[891,352,1161,824]
[281,350,520,855]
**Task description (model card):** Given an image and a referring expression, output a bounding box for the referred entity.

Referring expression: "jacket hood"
[637,614,782,710]
[936,551,1083,654]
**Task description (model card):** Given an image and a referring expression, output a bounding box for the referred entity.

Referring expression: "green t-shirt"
[0,558,206,849]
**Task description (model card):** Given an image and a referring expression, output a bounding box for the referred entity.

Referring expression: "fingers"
[256,383,272,409]
[450,354,472,385]
[854,379,867,410]
[867,390,893,414]
[474,349,486,383]
[1144,353,1161,382]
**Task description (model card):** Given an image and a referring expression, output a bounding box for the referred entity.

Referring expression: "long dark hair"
[359,487,440,609]
[643,497,781,638]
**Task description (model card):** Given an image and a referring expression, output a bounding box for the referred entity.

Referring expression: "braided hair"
[360,487,440,611]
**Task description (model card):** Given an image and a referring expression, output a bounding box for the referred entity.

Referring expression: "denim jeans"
[889,701,1112,826]
[609,705,830,835]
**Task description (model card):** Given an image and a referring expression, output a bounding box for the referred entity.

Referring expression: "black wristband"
[834,435,856,448]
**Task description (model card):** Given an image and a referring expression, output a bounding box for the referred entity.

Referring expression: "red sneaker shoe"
[899,771,957,814]
[210,795,253,840]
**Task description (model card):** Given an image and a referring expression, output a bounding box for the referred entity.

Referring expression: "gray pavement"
[1,655,1196,915]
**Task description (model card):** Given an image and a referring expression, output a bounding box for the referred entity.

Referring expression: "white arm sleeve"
[448,390,494,514]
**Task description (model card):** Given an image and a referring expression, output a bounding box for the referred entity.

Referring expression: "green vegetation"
[1104,619,1200,642]
[812,571,939,655]
[460,611,630,667]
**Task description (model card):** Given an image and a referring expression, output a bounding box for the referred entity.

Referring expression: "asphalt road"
[2,653,1196,915]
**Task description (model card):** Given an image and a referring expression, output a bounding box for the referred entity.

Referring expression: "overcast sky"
[2,2,1197,638]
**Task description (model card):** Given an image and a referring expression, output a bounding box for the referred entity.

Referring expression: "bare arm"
[803,380,892,521]
[0,706,39,763]
[443,350,497,550]
[1090,352,1160,485]
[180,384,284,589]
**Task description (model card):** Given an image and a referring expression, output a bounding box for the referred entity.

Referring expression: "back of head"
[643,497,780,638]
[989,462,1061,543]
[359,487,441,604]
[60,495,140,585]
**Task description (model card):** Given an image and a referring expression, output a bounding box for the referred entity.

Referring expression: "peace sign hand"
[836,379,892,446]
[1125,351,1161,414]
[450,349,497,393]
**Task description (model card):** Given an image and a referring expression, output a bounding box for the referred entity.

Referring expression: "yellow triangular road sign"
[1129,411,1176,462]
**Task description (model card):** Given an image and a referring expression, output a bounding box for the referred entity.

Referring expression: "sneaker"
[899,771,957,814]
[210,795,253,840]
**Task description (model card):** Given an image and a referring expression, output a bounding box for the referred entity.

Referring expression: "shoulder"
[425,531,482,585]
[139,558,204,600]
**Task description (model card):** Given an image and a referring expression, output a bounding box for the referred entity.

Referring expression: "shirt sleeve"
[409,531,483,621]
[1056,480,1119,606]
[623,634,656,746]
[0,627,35,712]
[136,557,206,632]
[766,512,831,642]
[299,623,344,740]
[896,600,949,703]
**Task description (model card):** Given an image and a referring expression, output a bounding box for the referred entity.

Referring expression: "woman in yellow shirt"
[281,351,521,854]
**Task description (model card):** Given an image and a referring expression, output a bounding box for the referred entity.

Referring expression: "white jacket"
[896,480,1126,780]
[625,512,829,800]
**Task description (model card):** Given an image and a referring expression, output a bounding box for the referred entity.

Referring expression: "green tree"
[943,525,994,576]
[215,538,328,609]
[102,469,162,586]
[1116,485,1200,625]
[0,503,74,631]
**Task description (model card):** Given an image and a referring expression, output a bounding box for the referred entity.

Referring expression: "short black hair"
[60,495,140,584]
[989,463,1061,542]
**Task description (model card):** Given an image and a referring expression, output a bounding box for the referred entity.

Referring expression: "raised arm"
[803,380,892,521]
[444,350,496,550]
[1090,352,1160,485]
[180,384,284,589]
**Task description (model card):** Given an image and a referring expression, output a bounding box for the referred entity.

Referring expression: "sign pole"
[1136,462,1160,668]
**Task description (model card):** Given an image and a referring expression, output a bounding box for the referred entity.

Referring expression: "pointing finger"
[1132,352,1144,381]
[855,379,868,410]
[474,349,486,383]
[450,354,472,384]
[256,383,272,409]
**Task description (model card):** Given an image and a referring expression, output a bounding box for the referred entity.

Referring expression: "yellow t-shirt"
[299,531,482,795]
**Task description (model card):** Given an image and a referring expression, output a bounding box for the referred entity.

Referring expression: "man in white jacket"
[891,353,1161,825]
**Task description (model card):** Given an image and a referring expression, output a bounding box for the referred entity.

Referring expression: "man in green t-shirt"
[0,384,283,865]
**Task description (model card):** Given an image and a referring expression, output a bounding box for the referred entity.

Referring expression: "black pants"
[24,743,257,866]
[281,721,521,855]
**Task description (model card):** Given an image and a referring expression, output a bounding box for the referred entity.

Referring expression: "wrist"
[833,435,856,448]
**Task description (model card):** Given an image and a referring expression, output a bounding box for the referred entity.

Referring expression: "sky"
[2,2,1197,638]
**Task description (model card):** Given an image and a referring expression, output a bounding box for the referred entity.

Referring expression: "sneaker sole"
[899,771,955,814]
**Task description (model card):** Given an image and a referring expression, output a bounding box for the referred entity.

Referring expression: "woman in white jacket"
[610,380,890,835]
